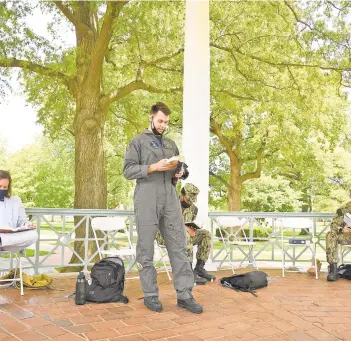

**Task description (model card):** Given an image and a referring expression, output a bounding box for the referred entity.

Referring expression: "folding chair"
[279,217,318,279]
[340,243,351,264]
[215,216,257,274]
[0,250,24,295]
[154,240,172,281]
[91,217,136,273]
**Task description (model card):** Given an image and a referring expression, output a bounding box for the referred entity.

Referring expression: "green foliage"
[209,1,351,210]
[241,176,302,212]
[6,136,74,208]
[2,0,351,214]
[215,227,272,239]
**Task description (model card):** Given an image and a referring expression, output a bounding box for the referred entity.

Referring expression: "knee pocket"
[165,221,186,251]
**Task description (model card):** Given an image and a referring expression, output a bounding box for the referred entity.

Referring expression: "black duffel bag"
[337,264,351,280]
[220,271,268,297]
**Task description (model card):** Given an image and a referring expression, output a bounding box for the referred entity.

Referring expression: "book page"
[0,224,35,233]
[15,225,36,232]
[344,213,351,226]
[0,227,13,233]
[165,155,185,164]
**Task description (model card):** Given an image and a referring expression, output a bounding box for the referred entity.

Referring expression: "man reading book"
[326,189,351,281]
[123,102,203,314]
[156,183,216,284]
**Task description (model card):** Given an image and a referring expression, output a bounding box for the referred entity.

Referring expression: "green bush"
[215,227,272,240]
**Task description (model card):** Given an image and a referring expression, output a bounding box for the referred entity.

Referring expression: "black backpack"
[220,271,268,297]
[337,264,351,280]
[86,257,129,303]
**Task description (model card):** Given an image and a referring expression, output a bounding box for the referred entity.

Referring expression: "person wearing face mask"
[123,102,203,314]
[0,170,38,252]
[156,183,215,284]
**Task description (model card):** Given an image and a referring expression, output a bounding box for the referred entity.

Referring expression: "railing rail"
[1,209,346,274]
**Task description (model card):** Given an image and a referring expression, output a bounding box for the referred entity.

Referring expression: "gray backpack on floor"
[86,256,129,304]
[220,271,268,297]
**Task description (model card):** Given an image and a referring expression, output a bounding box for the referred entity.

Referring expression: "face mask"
[181,200,191,209]
[151,119,162,136]
[0,189,8,201]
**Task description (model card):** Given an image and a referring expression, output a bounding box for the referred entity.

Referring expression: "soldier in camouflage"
[156,183,216,284]
[326,190,351,281]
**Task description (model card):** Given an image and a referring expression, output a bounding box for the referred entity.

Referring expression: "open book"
[0,224,35,233]
[185,220,204,230]
[165,155,185,165]
[344,213,351,227]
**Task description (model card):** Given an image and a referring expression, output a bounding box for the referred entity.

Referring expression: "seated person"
[326,188,351,281]
[156,183,216,284]
[0,170,38,252]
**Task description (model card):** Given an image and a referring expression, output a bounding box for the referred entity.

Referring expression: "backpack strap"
[221,279,258,297]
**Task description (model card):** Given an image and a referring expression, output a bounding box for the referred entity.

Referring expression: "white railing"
[1,209,347,274]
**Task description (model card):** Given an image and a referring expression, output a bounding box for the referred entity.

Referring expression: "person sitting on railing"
[156,183,216,284]
[0,170,38,252]
[326,189,351,281]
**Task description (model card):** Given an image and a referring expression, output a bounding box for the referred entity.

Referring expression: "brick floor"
[0,269,350,340]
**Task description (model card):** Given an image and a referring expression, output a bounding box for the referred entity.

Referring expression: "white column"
[182,0,210,222]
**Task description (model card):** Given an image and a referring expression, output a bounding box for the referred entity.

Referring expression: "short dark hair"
[151,102,171,116]
[0,170,12,197]
[181,187,186,196]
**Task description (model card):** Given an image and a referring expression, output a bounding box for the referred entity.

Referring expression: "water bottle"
[75,272,86,305]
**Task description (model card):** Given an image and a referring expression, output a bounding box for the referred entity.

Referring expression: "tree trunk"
[228,164,242,211]
[63,5,108,270]
[67,89,107,268]
[299,193,311,235]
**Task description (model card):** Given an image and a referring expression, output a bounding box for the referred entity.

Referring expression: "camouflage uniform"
[183,204,211,262]
[326,201,351,264]
[156,184,211,262]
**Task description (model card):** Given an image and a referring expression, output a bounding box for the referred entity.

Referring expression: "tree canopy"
[1,0,351,220]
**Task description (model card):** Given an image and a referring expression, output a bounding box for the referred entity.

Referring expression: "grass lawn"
[0,249,50,258]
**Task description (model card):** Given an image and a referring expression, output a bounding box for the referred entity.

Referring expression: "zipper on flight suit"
[160,137,166,188]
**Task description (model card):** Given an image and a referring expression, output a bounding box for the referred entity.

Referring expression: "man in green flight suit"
[123,102,203,314]
[156,183,216,284]
[326,189,351,281]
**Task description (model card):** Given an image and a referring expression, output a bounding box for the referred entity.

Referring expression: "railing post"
[272,218,275,261]
[84,216,89,272]
[210,217,214,263]
[61,215,65,266]
[248,217,254,267]
[34,215,40,275]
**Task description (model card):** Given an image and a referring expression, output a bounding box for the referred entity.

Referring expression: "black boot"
[144,296,163,312]
[177,295,203,314]
[194,260,216,282]
[327,263,338,282]
[191,262,207,285]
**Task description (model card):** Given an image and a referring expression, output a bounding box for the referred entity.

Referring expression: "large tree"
[0,1,185,265]
[209,1,351,211]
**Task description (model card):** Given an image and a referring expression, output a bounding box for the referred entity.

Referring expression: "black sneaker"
[177,297,203,314]
[144,296,163,312]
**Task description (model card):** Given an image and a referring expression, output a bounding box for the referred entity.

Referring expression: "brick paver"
[0,269,350,341]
